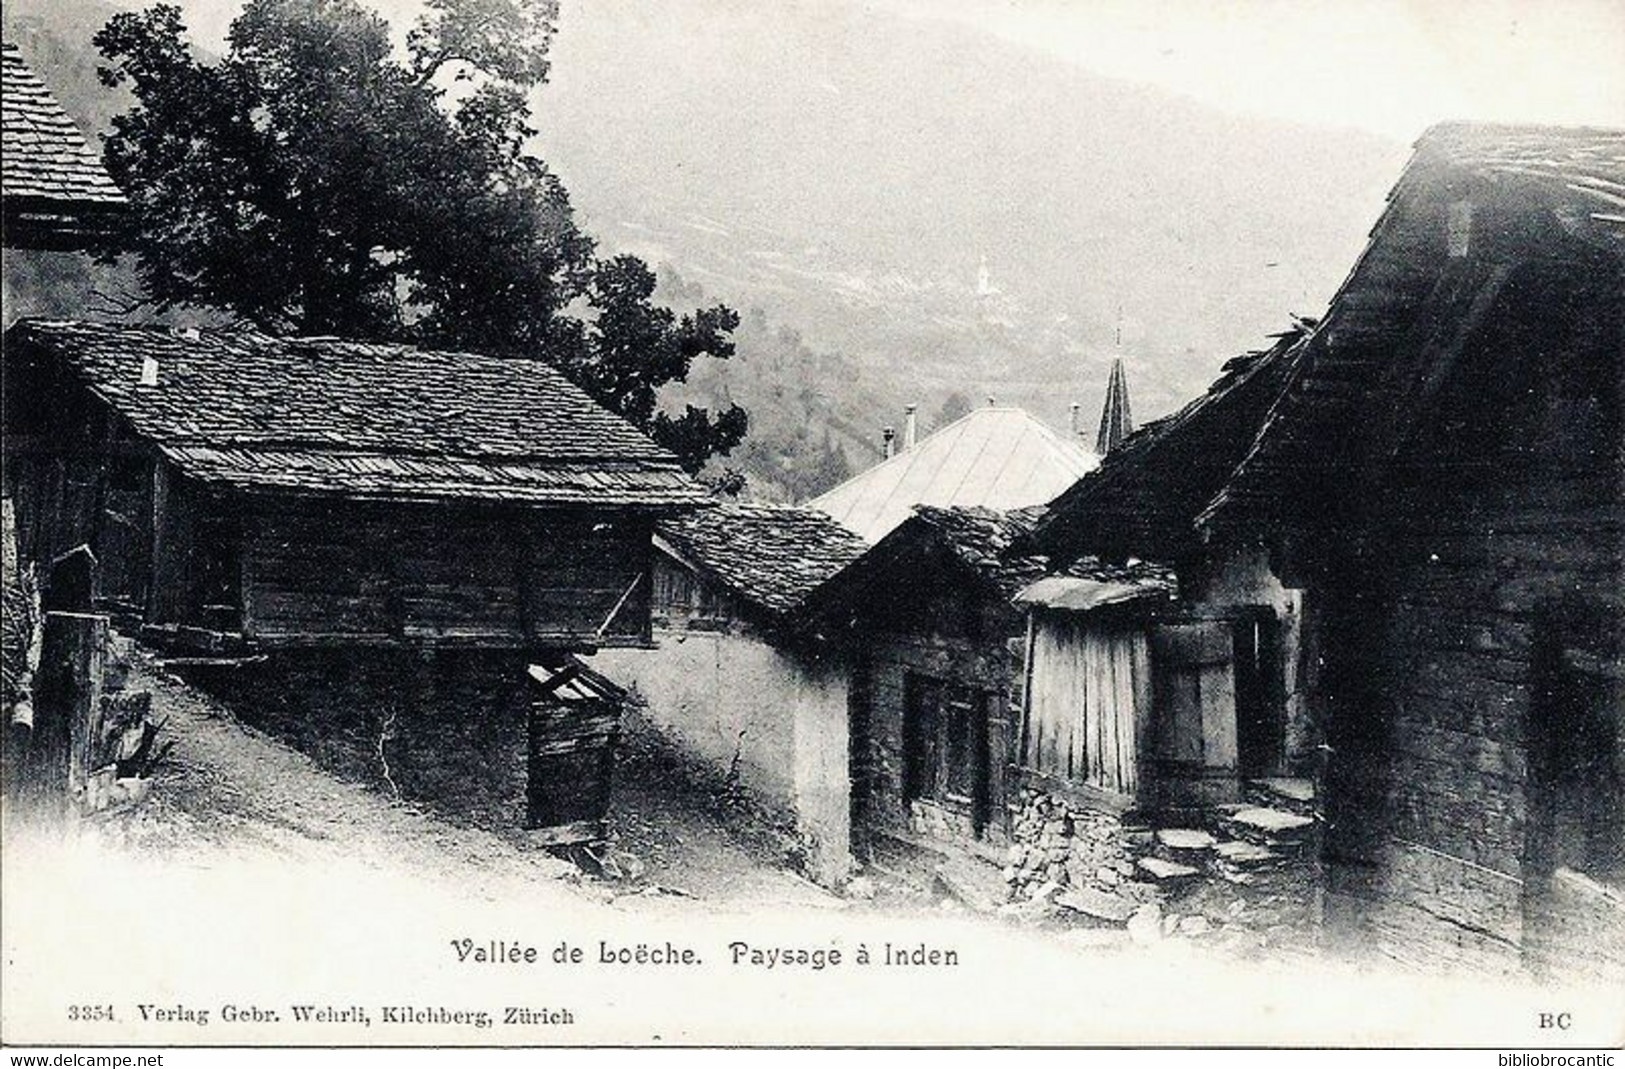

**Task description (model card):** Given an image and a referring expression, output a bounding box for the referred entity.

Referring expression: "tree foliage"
[94,0,746,473]
[932,389,973,431]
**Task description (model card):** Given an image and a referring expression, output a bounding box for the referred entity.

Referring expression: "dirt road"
[104,645,840,913]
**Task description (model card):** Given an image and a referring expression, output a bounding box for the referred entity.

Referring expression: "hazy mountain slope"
[4,0,1411,500]
[536,0,1410,431]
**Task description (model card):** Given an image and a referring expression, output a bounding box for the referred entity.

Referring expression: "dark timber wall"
[1317,253,1625,978]
[2,355,660,650]
[849,560,1019,852]
[237,498,654,647]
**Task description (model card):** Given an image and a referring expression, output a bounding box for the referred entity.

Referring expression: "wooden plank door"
[1151,621,1238,774]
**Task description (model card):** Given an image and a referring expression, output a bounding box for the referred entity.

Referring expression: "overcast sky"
[162,0,1625,141]
[873,0,1625,138]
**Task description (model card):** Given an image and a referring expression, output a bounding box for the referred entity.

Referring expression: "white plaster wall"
[1198,543,1300,616]
[590,630,852,884]
[789,656,852,885]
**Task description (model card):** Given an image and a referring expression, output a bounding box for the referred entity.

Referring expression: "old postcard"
[2,0,1622,1052]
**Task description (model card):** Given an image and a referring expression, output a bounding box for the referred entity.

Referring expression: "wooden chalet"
[800,504,1061,858]
[1017,327,1314,812]
[3,319,710,652]
[591,501,866,883]
[2,319,710,841]
[1,42,126,251]
[1202,124,1625,978]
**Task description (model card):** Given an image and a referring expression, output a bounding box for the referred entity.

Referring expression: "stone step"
[1249,777,1316,804]
[1137,856,1201,882]
[1056,885,1138,925]
[1156,828,1217,852]
[1213,839,1282,868]
[1225,806,1317,845]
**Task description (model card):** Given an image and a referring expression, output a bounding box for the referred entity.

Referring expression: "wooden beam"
[1,435,151,460]
[594,572,644,640]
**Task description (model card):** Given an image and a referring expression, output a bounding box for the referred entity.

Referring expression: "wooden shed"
[1018,327,1315,811]
[526,656,629,845]
[2,319,710,651]
[2,319,710,838]
[1012,574,1174,808]
[1203,123,1625,980]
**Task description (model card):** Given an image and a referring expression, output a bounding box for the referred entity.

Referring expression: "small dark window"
[903,674,942,803]
[941,688,979,804]
[904,672,990,831]
[108,456,146,493]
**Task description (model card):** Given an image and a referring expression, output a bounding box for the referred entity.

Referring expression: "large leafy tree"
[94,0,747,474]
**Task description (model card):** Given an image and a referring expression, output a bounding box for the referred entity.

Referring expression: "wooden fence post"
[16,612,107,826]
[10,546,108,828]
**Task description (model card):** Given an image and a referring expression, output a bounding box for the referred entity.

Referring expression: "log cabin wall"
[646,551,736,632]
[231,498,654,649]
[3,319,708,653]
[3,356,159,613]
[1314,245,1624,978]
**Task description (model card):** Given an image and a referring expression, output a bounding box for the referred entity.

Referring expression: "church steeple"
[1095,357,1134,455]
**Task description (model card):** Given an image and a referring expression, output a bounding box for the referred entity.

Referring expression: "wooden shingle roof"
[1418,122,1625,226]
[1029,327,1308,566]
[656,501,868,616]
[6,319,710,509]
[1,42,125,249]
[1201,123,1625,536]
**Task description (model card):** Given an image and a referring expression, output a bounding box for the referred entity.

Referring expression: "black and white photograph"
[1,0,1621,1054]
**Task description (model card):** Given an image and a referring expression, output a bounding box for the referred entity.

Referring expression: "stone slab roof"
[2,42,125,247]
[6,319,709,509]
[656,500,869,616]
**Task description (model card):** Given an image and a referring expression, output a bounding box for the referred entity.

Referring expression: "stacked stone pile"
[1002,791,1154,913]
[1000,783,1323,957]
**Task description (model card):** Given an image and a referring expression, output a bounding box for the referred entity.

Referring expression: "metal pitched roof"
[807,406,1097,542]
